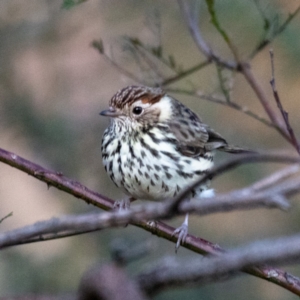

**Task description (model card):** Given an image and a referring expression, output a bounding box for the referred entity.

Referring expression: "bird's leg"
[113,197,135,211]
[173,213,189,252]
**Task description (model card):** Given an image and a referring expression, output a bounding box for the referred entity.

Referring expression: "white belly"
[102,127,214,201]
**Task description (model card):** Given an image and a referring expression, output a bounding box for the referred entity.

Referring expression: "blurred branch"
[177,0,238,69]
[178,0,299,150]
[239,164,300,192]
[138,233,300,294]
[240,63,289,135]
[205,0,240,61]
[92,39,146,85]
[269,49,300,154]
[160,60,211,86]
[216,65,232,102]
[250,4,300,59]
[0,295,74,300]
[1,147,300,295]
[167,152,300,212]
[167,87,275,128]
[78,263,149,300]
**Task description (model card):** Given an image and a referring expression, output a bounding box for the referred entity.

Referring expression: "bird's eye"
[132,106,143,115]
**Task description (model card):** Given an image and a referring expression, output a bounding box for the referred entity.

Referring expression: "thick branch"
[138,233,300,294]
[1,147,300,296]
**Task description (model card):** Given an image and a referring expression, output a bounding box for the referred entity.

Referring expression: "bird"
[100,85,251,250]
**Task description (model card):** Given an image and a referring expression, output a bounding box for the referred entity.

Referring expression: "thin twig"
[160,60,211,87]
[269,49,300,154]
[240,63,288,135]
[166,87,275,129]
[92,40,146,85]
[205,0,240,62]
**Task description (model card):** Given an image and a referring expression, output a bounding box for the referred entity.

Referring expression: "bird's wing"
[168,100,252,156]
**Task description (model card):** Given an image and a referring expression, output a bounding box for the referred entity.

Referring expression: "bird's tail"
[219,144,256,154]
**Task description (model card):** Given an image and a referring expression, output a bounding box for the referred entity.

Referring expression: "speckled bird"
[100,85,249,249]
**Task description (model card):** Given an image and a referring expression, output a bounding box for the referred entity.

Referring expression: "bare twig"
[160,60,211,87]
[167,152,300,212]
[240,63,289,135]
[269,49,300,154]
[0,295,73,300]
[239,164,300,192]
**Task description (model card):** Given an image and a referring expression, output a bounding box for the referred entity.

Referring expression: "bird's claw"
[172,224,188,252]
[113,198,131,211]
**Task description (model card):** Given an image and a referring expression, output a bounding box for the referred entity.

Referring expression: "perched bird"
[100,85,250,250]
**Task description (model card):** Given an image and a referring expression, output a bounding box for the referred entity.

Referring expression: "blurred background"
[0,0,300,299]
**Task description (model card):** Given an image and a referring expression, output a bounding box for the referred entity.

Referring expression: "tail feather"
[219,144,256,154]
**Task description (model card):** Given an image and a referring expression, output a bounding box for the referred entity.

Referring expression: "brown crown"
[110,86,165,109]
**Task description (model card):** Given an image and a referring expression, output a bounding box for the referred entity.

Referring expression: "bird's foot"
[172,223,188,253]
[113,197,131,211]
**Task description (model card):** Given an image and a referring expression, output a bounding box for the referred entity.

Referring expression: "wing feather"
[167,99,251,156]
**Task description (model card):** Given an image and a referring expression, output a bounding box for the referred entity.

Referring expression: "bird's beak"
[99,107,121,117]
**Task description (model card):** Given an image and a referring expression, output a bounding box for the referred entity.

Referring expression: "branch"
[1,147,300,295]
[0,148,114,211]
[269,49,300,154]
[91,40,146,85]
[79,263,148,300]
[3,174,300,249]
[166,87,275,128]
[250,5,300,59]
[138,233,300,294]
[177,0,237,70]
[160,60,211,87]
[167,152,300,212]
[240,63,288,136]
[239,164,300,192]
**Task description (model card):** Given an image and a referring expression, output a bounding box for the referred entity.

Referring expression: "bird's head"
[100,86,173,129]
